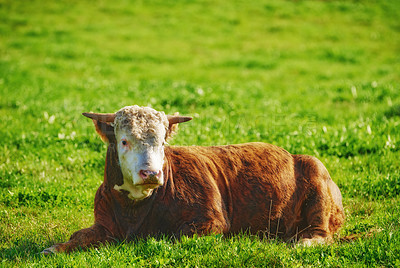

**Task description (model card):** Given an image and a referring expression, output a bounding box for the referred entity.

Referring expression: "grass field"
[1,0,400,266]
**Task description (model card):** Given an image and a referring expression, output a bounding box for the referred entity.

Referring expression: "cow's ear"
[166,114,192,141]
[83,112,116,143]
[92,119,115,143]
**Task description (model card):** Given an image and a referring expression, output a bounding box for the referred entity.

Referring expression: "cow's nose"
[139,170,162,182]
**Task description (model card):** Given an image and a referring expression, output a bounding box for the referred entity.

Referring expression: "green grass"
[1,0,400,266]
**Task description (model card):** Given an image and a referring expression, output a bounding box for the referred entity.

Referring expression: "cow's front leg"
[176,218,228,239]
[41,223,113,254]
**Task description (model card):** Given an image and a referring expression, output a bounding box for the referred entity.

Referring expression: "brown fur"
[43,120,344,253]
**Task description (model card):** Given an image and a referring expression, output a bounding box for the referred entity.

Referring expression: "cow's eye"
[122,140,128,146]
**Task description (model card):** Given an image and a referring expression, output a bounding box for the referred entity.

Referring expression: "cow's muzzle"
[139,170,162,185]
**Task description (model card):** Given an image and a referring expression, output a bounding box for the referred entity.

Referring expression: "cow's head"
[83,105,191,200]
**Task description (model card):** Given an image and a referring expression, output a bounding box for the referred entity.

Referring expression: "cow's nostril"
[139,170,147,179]
[139,170,161,179]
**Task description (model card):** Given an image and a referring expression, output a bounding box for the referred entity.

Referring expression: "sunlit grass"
[1,0,400,266]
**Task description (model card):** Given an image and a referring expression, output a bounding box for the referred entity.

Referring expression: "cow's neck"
[158,147,175,198]
[104,142,124,187]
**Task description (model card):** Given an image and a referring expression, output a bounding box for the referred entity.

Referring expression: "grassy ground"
[1,0,400,266]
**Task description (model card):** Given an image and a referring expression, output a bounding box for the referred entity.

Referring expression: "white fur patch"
[113,182,155,200]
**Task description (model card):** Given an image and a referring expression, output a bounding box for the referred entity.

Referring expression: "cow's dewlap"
[113,182,156,200]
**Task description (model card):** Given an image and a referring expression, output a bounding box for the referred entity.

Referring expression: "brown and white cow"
[42,105,344,254]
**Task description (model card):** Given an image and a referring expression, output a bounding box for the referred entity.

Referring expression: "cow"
[42,105,344,254]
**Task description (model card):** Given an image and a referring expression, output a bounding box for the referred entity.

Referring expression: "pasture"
[1,0,399,266]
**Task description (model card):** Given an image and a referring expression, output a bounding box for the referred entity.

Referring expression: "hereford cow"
[42,105,344,254]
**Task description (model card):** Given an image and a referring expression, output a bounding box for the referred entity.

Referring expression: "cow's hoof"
[41,245,58,255]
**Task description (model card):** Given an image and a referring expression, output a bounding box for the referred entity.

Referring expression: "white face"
[115,125,166,200]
